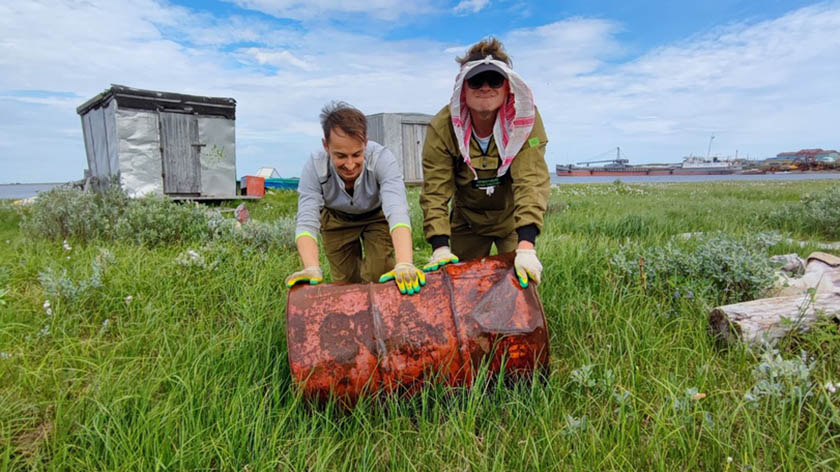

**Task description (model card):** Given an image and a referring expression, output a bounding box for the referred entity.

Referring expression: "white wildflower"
[102,318,110,329]
[37,324,50,337]
[727,457,733,463]
[62,239,71,251]
[43,300,50,309]
[0,352,11,360]
[43,300,52,316]
[825,381,837,394]
[124,295,133,304]
[175,249,207,268]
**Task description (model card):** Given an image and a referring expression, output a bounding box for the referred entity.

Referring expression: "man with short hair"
[285,101,424,295]
[420,38,550,288]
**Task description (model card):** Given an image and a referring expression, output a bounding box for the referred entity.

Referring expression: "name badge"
[472,177,502,189]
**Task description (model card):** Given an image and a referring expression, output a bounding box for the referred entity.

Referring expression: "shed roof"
[366,112,433,124]
[77,84,236,119]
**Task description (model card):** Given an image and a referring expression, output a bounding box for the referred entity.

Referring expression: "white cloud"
[228,0,438,21]
[239,48,316,71]
[454,0,490,14]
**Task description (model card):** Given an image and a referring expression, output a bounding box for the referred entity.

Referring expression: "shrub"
[768,186,840,239]
[744,348,815,408]
[22,185,298,250]
[22,184,210,247]
[610,231,779,303]
[20,184,128,243]
[206,212,296,251]
[235,217,296,251]
[38,249,115,302]
[113,196,210,246]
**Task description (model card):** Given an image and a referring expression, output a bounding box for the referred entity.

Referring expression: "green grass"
[2,181,840,470]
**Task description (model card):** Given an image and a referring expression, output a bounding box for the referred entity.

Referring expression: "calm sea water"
[0,183,65,200]
[3,173,839,200]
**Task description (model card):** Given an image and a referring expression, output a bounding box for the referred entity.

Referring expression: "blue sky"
[1,0,838,182]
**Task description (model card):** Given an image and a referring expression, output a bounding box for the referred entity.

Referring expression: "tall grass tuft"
[768,185,840,239]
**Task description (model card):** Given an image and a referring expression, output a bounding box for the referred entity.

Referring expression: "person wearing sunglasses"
[285,101,425,295]
[419,38,550,288]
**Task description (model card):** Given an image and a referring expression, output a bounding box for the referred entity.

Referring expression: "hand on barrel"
[379,262,426,295]
[422,246,460,272]
[285,266,323,288]
[514,248,542,288]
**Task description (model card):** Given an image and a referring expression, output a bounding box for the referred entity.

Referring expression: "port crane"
[576,147,628,167]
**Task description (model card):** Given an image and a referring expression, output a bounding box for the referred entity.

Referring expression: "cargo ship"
[556,149,741,176]
[672,156,741,175]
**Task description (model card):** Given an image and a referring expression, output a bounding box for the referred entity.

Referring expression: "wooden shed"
[76,84,238,198]
[366,113,432,185]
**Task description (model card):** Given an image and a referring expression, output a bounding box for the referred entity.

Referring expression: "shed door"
[160,112,201,195]
[401,122,428,183]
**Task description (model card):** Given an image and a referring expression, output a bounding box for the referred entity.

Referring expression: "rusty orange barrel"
[285,254,550,404]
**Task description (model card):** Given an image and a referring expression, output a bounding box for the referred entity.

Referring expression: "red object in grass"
[285,253,550,405]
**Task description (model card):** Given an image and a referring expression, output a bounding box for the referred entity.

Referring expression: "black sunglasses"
[466,71,506,90]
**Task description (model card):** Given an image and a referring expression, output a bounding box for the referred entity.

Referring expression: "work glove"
[285,266,323,288]
[379,262,426,295]
[422,246,460,272]
[514,248,542,288]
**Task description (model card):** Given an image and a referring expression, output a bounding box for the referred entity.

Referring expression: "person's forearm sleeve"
[510,109,551,234]
[516,224,539,244]
[375,147,412,231]
[428,235,450,250]
[294,159,325,240]
[420,126,455,241]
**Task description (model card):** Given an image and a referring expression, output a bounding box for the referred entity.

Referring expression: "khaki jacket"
[420,105,550,239]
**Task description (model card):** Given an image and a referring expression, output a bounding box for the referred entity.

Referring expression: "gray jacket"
[294,140,411,240]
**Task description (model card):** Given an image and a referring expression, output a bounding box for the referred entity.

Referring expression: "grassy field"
[1,180,839,470]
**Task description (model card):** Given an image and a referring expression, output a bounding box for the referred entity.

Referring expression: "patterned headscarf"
[449,55,536,183]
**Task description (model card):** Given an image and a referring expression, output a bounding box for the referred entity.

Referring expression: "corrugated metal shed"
[366,113,432,185]
[77,84,238,198]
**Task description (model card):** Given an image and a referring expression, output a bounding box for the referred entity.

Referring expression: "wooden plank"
[401,122,426,183]
[411,123,427,182]
[160,112,201,194]
[367,114,384,145]
[401,123,415,180]
[82,113,98,178]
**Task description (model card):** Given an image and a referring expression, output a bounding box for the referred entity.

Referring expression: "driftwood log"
[709,293,840,346]
[709,251,840,347]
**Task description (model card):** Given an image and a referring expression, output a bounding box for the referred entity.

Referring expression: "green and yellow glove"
[422,246,460,272]
[514,248,542,288]
[379,262,426,295]
[285,266,323,288]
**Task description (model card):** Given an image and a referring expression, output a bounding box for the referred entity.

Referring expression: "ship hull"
[556,165,740,176]
[671,168,737,175]
[556,167,674,176]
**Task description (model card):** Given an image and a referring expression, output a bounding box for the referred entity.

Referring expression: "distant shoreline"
[1,182,68,186]
[0,182,67,200]
[4,172,840,199]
